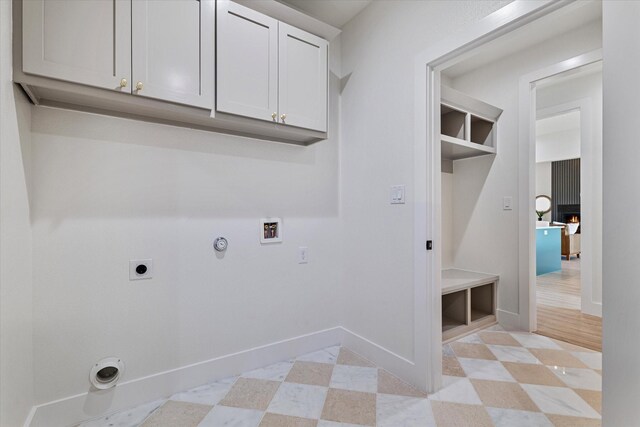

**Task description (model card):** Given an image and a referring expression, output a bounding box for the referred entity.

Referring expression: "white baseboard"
[28,327,343,427]
[27,327,418,427]
[340,327,420,389]
[582,301,602,318]
[496,308,521,331]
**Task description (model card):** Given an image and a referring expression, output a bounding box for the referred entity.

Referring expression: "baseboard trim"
[340,327,419,389]
[582,301,602,318]
[27,326,417,427]
[496,308,521,331]
[28,327,343,427]
[22,407,37,427]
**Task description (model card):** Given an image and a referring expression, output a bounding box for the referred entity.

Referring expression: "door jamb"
[519,50,603,331]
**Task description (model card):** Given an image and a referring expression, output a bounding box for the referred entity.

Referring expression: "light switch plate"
[390,185,406,204]
[503,196,513,210]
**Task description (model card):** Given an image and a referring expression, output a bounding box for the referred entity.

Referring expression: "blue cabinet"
[536,227,562,275]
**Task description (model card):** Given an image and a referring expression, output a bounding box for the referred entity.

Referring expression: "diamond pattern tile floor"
[78,329,602,426]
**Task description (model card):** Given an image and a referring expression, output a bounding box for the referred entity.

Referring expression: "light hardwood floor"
[535,258,602,351]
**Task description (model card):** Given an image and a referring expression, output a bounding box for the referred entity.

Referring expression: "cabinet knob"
[280,113,286,122]
[135,81,143,91]
[119,78,128,88]
[272,112,277,121]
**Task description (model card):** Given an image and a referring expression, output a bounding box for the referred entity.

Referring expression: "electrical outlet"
[298,247,309,264]
[390,185,406,204]
[129,259,153,280]
[503,196,513,210]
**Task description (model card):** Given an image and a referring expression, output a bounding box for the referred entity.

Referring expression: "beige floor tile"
[443,356,466,377]
[529,349,589,369]
[574,389,602,414]
[377,369,427,397]
[140,400,212,427]
[285,361,334,387]
[546,414,601,427]
[260,413,318,427]
[431,401,493,427]
[478,331,521,347]
[320,388,376,426]
[336,348,375,367]
[502,362,565,386]
[450,342,497,360]
[470,379,540,411]
[219,377,281,411]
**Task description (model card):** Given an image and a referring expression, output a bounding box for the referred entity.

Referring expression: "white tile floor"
[78,326,601,426]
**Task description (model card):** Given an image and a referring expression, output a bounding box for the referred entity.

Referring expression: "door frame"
[519,50,603,331]
[414,0,573,392]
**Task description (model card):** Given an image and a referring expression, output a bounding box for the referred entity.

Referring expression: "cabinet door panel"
[23,0,131,91]
[278,23,328,132]
[132,0,214,108]
[216,1,278,122]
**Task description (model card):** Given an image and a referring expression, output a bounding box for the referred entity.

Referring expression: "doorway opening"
[533,63,603,351]
[415,0,603,392]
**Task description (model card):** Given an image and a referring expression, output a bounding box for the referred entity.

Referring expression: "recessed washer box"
[129,259,153,280]
[260,218,282,244]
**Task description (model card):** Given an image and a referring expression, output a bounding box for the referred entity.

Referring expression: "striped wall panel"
[551,158,580,221]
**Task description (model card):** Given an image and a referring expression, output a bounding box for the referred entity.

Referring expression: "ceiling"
[278,0,372,28]
[443,1,602,79]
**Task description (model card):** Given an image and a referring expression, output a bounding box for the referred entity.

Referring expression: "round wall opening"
[90,357,124,389]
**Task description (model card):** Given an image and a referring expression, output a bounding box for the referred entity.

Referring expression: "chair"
[559,224,581,260]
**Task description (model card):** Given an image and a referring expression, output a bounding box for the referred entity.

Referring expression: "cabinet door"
[216,1,278,122]
[278,23,328,132]
[22,0,131,92]
[131,0,214,108]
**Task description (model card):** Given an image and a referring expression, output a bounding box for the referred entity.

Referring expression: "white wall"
[537,69,602,315]
[536,109,581,163]
[0,1,35,425]
[447,20,601,324]
[602,1,640,422]
[339,0,511,361]
[535,162,552,221]
[28,44,343,411]
[536,129,580,163]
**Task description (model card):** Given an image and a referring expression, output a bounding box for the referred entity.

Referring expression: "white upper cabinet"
[131,0,214,108]
[278,23,328,132]
[22,0,131,91]
[216,1,279,122]
[19,0,331,142]
[216,1,328,132]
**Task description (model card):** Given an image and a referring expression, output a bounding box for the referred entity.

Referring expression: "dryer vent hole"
[90,357,124,389]
[96,366,119,383]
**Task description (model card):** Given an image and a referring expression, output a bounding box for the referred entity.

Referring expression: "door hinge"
[426,240,433,250]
